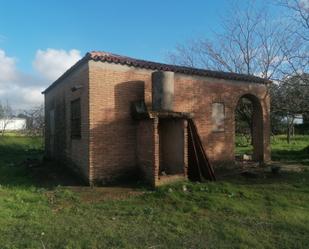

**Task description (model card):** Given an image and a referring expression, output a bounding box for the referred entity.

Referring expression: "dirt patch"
[217,161,308,180]
[68,186,143,203]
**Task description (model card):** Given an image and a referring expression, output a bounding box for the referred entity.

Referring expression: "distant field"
[0,135,308,248]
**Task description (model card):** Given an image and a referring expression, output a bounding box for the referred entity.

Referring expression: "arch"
[234,93,264,162]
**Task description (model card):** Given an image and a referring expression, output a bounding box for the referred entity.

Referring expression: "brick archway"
[235,93,264,162]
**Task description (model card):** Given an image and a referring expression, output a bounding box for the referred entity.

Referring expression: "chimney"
[152,71,174,111]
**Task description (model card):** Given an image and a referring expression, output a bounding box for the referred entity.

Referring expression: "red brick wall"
[44,62,90,182]
[136,119,157,185]
[88,62,151,183]
[170,74,271,164]
[45,59,270,184]
[88,61,270,183]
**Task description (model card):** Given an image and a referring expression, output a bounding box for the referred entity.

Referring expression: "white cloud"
[20,87,44,106]
[0,86,44,111]
[0,49,45,110]
[0,48,82,111]
[33,48,82,82]
[0,50,17,83]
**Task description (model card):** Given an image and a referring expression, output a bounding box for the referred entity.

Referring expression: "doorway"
[158,119,184,176]
[235,94,264,162]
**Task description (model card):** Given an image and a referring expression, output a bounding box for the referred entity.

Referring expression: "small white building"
[0,118,26,131]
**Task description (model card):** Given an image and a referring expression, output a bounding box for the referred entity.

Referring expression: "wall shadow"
[88,80,145,185]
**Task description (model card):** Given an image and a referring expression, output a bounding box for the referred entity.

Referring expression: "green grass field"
[0,135,308,249]
[236,135,309,165]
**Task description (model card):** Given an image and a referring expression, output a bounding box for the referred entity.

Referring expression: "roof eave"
[42,51,271,95]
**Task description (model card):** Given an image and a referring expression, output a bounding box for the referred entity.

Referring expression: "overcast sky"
[0,0,276,111]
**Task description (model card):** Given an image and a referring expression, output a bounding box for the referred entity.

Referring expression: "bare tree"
[168,2,290,140]
[277,0,309,84]
[0,101,14,136]
[168,1,309,142]
[22,105,44,136]
[279,0,309,40]
[168,2,288,81]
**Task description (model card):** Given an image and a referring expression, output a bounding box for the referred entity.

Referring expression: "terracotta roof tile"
[43,51,271,93]
[86,51,270,84]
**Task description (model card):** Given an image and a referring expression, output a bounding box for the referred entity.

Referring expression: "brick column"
[183,119,188,178]
[153,117,160,186]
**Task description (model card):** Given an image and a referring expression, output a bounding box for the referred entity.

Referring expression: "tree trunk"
[287,115,291,144]
[250,123,254,146]
[287,126,291,144]
[286,116,294,144]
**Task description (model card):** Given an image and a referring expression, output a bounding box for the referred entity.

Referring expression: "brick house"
[43,51,271,186]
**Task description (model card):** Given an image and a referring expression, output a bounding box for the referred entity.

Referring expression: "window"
[212,102,225,132]
[71,98,81,138]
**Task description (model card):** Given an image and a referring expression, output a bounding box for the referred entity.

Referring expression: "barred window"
[71,98,81,139]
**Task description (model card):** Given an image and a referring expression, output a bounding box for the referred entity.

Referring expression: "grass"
[271,135,309,165]
[0,135,308,248]
[236,134,309,165]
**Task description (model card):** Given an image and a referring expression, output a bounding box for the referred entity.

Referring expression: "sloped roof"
[43,51,271,94]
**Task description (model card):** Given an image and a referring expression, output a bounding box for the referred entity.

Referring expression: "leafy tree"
[272,74,309,142]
